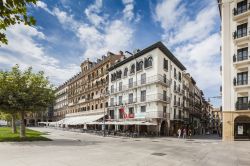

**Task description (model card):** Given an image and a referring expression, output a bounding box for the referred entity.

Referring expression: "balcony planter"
[233,78,237,86]
[233,31,237,39]
[233,54,237,62]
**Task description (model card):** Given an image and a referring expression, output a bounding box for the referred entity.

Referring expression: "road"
[0,127,249,166]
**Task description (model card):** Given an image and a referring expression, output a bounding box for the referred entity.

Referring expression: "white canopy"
[87,121,157,126]
[62,114,104,125]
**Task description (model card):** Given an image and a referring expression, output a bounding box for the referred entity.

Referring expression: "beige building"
[219,0,250,140]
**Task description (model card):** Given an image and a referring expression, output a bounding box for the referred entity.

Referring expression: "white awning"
[87,121,157,126]
[62,114,104,125]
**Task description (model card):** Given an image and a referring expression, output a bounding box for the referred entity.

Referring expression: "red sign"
[128,114,134,118]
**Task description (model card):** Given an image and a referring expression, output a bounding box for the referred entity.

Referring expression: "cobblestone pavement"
[0,127,249,166]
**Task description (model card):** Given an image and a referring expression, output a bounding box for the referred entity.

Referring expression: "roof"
[109,41,186,71]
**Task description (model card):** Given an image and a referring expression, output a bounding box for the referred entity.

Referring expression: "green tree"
[0,65,54,138]
[0,71,18,133]
[0,0,37,45]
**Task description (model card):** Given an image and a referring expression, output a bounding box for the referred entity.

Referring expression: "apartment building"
[51,53,122,128]
[183,73,209,135]
[108,42,187,136]
[53,82,68,121]
[219,0,250,140]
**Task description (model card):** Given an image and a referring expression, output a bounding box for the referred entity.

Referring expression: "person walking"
[177,128,181,138]
[183,128,187,139]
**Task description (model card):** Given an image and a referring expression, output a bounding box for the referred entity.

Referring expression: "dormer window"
[130,64,135,74]
[145,56,153,68]
[124,67,128,77]
[136,61,143,71]
[116,70,122,79]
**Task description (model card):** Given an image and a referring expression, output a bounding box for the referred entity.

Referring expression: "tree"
[0,65,54,138]
[0,70,18,133]
[0,0,37,45]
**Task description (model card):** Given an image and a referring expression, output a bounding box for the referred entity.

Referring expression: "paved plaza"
[0,127,249,166]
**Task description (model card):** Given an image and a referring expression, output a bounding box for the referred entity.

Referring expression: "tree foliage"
[0,0,37,45]
[0,65,54,137]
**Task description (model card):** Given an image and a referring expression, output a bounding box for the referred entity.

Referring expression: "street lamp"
[101,91,108,137]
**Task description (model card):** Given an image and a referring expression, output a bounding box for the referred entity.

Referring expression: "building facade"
[107,42,204,136]
[51,42,211,136]
[53,83,68,121]
[219,0,250,140]
[52,53,122,126]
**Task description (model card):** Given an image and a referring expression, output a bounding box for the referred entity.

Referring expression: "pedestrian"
[183,128,187,139]
[188,129,192,139]
[177,128,181,138]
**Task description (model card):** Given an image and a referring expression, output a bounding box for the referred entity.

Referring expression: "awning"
[62,114,104,125]
[87,121,157,126]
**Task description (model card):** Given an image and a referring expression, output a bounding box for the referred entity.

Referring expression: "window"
[110,98,114,106]
[136,61,143,71]
[141,90,146,102]
[100,103,103,108]
[174,95,176,105]
[163,90,167,101]
[163,106,167,118]
[174,68,177,79]
[178,72,181,81]
[119,96,123,105]
[129,107,134,114]
[95,104,98,109]
[148,57,152,67]
[129,93,133,104]
[130,64,135,74]
[111,85,114,93]
[119,82,122,91]
[141,105,146,113]
[92,105,94,110]
[124,68,128,77]
[117,70,122,79]
[237,72,248,85]
[129,78,133,88]
[236,0,247,14]
[237,47,248,61]
[237,23,247,38]
[174,81,177,91]
[179,110,182,119]
[164,58,168,70]
[144,56,153,68]
[141,73,146,84]
[174,108,176,119]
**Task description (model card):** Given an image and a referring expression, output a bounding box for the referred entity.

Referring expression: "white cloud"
[154,0,221,92]
[84,0,105,27]
[0,24,79,85]
[43,1,135,60]
[122,0,134,21]
[36,1,53,14]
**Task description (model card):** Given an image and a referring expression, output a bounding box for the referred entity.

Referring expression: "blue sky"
[0,0,221,107]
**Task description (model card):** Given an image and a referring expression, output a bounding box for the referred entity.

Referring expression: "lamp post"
[101,91,108,137]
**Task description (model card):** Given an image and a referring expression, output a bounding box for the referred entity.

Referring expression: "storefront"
[234,116,250,140]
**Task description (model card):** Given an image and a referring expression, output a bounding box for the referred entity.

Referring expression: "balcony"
[233,4,250,21]
[109,74,170,95]
[235,102,250,110]
[233,54,250,67]
[233,30,249,44]
[108,94,170,108]
[233,78,250,90]
[145,111,170,119]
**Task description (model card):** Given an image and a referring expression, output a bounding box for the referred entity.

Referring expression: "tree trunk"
[20,111,26,138]
[11,114,17,134]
